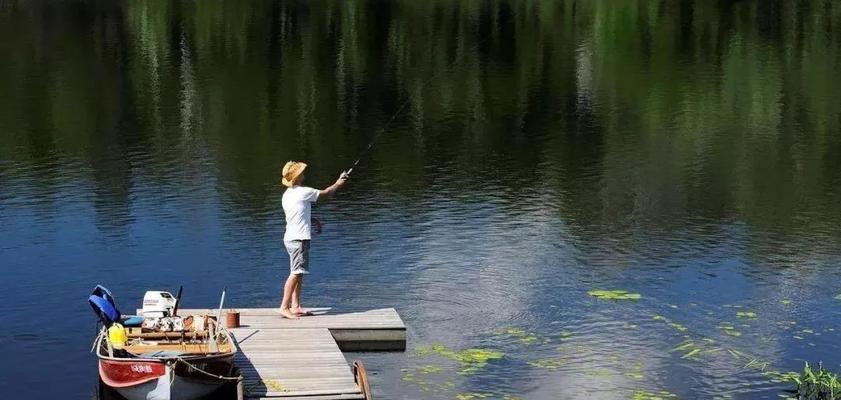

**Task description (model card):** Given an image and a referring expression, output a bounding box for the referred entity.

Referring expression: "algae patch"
[588,289,641,300]
[495,327,542,345]
[415,344,503,375]
[526,358,564,370]
[633,389,677,399]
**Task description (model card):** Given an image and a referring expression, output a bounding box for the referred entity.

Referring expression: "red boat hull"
[99,354,235,400]
[100,359,167,388]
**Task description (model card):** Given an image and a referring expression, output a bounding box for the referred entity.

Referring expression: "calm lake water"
[2,0,841,399]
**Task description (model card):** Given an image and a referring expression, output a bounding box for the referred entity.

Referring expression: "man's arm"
[318,173,348,199]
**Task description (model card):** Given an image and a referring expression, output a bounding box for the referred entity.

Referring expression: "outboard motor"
[88,285,121,327]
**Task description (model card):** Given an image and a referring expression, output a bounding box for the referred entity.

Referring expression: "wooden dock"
[176,308,406,400]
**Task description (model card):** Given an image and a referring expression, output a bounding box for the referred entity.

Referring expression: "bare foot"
[280,308,299,319]
[293,307,313,316]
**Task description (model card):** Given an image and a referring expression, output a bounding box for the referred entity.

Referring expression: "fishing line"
[343,42,482,178]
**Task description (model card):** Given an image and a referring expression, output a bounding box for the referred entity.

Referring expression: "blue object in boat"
[122,316,144,327]
[88,285,121,326]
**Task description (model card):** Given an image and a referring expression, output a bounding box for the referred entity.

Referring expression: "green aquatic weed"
[652,315,691,334]
[790,362,841,399]
[632,389,678,399]
[681,348,701,359]
[416,344,504,375]
[736,311,758,319]
[625,372,645,380]
[719,323,742,337]
[672,340,696,352]
[455,393,491,400]
[527,358,564,370]
[587,290,642,300]
[764,370,800,384]
[496,327,541,345]
[671,340,716,360]
[419,365,442,374]
[724,329,742,337]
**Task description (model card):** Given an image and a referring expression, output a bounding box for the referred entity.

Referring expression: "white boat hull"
[113,365,222,400]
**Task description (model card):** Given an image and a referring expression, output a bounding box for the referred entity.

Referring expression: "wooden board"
[177,307,406,351]
[231,328,361,399]
[175,308,404,329]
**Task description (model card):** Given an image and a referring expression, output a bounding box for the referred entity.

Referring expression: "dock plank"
[160,307,404,399]
[230,328,362,399]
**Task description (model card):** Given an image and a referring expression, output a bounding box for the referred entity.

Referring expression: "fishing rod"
[342,43,481,179]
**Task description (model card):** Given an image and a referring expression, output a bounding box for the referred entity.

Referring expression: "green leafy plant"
[790,362,841,399]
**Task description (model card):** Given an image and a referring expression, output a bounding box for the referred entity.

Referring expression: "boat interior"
[98,331,234,358]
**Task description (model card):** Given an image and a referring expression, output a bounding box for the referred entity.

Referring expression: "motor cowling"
[141,291,177,318]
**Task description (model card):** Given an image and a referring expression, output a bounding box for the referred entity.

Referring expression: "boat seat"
[123,342,232,355]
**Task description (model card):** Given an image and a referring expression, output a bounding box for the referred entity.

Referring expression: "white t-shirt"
[282,186,320,241]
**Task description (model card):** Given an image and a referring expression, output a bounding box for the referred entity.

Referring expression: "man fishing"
[279,161,347,319]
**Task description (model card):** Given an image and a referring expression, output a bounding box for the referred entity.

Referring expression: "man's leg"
[290,240,311,316]
[279,274,300,319]
[291,275,304,315]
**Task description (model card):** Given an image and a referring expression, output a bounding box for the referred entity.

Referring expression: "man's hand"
[319,171,349,199]
[313,217,323,234]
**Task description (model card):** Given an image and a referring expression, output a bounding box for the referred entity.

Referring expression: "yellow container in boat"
[108,323,127,349]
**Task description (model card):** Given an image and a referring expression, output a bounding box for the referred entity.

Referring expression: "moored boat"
[90,286,239,400]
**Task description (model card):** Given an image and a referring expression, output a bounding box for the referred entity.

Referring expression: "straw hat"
[282,161,307,187]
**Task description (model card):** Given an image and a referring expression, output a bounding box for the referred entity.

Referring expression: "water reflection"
[1,0,841,399]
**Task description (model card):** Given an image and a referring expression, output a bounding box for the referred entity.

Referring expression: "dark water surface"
[2,1,841,399]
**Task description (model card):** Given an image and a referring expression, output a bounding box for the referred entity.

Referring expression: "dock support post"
[235,371,244,400]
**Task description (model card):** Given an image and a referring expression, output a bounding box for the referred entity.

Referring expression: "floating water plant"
[652,315,691,334]
[736,311,758,319]
[415,344,503,375]
[419,365,442,374]
[632,389,677,399]
[495,327,541,345]
[835,293,841,301]
[671,340,720,360]
[764,370,800,384]
[727,348,747,360]
[789,362,841,399]
[455,393,491,400]
[781,299,792,305]
[625,364,645,380]
[527,358,564,370]
[588,289,641,300]
[719,323,742,337]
